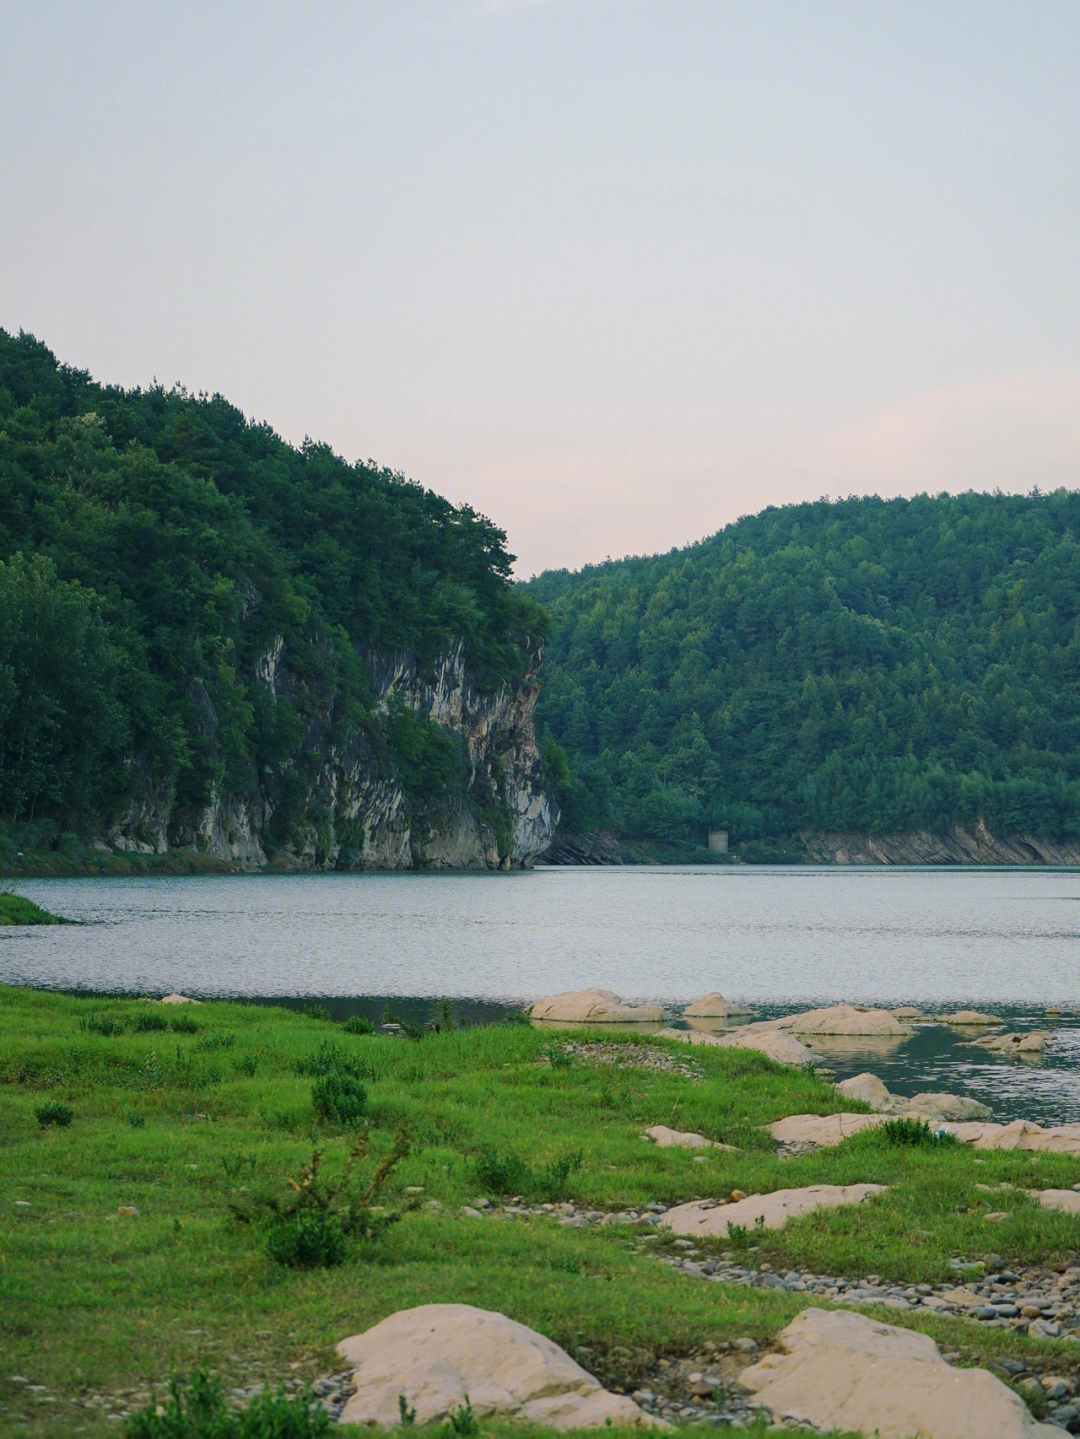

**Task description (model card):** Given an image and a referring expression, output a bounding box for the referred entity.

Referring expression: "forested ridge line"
[0,329,550,869]
[522,490,1080,860]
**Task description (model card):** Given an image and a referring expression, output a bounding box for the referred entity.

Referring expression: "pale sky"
[2,1,1078,575]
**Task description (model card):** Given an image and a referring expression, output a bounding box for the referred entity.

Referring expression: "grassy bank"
[0,892,68,924]
[3,986,1080,1437]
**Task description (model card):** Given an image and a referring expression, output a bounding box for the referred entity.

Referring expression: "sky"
[2,1,1079,576]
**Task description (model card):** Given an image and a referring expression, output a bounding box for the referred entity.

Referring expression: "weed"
[447,1396,476,1436]
[128,1112,146,1128]
[195,1032,236,1052]
[234,1054,258,1077]
[80,1012,126,1037]
[230,1130,412,1268]
[312,1072,367,1128]
[881,1117,958,1148]
[222,1151,258,1180]
[727,1223,750,1247]
[296,1040,373,1081]
[398,1394,417,1428]
[501,1008,533,1027]
[133,1012,170,1033]
[536,1149,584,1200]
[343,1014,375,1036]
[169,1014,199,1035]
[34,1101,73,1128]
[301,1003,334,1023]
[123,1368,331,1437]
[545,1044,574,1069]
[474,1146,583,1201]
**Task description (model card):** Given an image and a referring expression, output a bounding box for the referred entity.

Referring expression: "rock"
[682,993,754,1018]
[784,1004,914,1037]
[664,1184,886,1238]
[934,1010,1001,1026]
[902,1093,993,1122]
[656,1025,814,1067]
[769,1112,889,1146]
[159,993,201,1005]
[738,1307,1058,1439]
[530,989,663,1023]
[970,1031,1050,1054]
[117,1206,139,1216]
[835,1073,893,1110]
[335,1304,667,1429]
[642,1125,736,1151]
[889,1006,924,1020]
[541,831,622,866]
[1034,1189,1080,1214]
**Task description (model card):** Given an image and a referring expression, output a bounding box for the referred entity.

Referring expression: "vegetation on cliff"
[0,331,545,857]
[524,491,1080,855]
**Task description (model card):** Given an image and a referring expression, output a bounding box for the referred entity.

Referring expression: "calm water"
[3,866,1080,1123]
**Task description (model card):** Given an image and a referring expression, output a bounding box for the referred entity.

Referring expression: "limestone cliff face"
[108,641,557,871]
[802,821,1080,866]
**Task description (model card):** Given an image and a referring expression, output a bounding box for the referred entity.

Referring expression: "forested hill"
[0,330,554,870]
[523,492,1080,860]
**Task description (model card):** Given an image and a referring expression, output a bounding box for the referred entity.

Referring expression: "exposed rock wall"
[539,830,623,865]
[107,641,557,871]
[802,820,1080,866]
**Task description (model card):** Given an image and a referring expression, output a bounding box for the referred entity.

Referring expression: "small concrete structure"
[707,830,729,853]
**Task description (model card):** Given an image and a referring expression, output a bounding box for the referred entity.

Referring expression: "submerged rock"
[969,1031,1051,1054]
[934,1009,1002,1025]
[530,989,664,1023]
[663,1184,886,1238]
[681,992,754,1018]
[737,1307,1058,1439]
[335,1303,667,1429]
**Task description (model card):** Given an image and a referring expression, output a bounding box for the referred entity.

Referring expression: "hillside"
[523,492,1080,862]
[0,330,555,870]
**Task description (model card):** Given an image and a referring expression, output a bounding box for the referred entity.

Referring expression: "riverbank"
[4,985,1080,1436]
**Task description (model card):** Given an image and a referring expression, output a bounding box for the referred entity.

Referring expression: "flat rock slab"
[772,1113,1080,1153]
[656,1025,814,1067]
[530,989,664,1023]
[967,1031,1050,1053]
[934,1010,1002,1026]
[642,1125,735,1150]
[336,1304,666,1429]
[1035,1188,1080,1213]
[664,1184,886,1238]
[682,992,754,1018]
[739,1307,1058,1439]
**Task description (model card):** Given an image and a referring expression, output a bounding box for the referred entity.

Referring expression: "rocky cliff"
[802,821,1080,866]
[108,641,557,871]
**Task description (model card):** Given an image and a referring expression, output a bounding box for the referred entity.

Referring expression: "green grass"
[0,891,68,924]
[2,983,1080,1438]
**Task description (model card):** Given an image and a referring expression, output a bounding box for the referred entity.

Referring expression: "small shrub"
[301,1003,333,1022]
[123,1368,331,1437]
[169,1014,199,1035]
[535,1149,583,1200]
[474,1148,533,1197]
[398,1395,417,1428]
[234,1054,258,1077]
[133,1012,169,1033]
[296,1041,373,1081]
[545,1044,574,1069]
[727,1222,750,1247]
[312,1072,367,1128]
[447,1397,477,1437]
[222,1151,258,1179]
[195,1032,236,1052]
[128,1113,146,1128]
[881,1117,957,1148]
[35,1101,73,1128]
[501,1008,533,1027]
[230,1131,412,1270]
[80,1012,126,1037]
[343,1014,375,1036]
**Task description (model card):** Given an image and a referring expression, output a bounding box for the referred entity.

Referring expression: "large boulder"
[682,992,754,1018]
[336,1304,666,1429]
[664,1184,886,1239]
[835,1073,892,1110]
[530,989,664,1023]
[738,1307,1057,1439]
[655,1025,814,1067]
[783,1004,914,1037]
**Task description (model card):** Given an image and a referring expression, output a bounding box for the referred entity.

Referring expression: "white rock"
[1035,1189,1080,1214]
[530,989,664,1023]
[970,1031,1050,1054]
[682,992,754,1018]
[934,1010,1002,1026]
[834,1073,892,1110]
[769,1112,890,1146]
[902,1092,992,1122]
[159,993,201,1004]
[656,1025,814,1067]
[889,1006,924,1020]
[739,1307,1057,1439]
[335,1304,667,1429]
[785,1004,913,1037]
[642,1125,736,1151]
[663,1184,886,1238]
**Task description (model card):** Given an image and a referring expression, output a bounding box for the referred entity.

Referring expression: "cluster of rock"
[662,1185,887,1239]
[771,1111,1080,1154]
[834,1071,992,1121]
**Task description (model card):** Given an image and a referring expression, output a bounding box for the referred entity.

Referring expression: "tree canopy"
[523,491,1080,850]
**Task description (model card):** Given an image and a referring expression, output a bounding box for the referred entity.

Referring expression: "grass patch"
[3,983,1080,1438]
[0,890,68,924]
